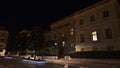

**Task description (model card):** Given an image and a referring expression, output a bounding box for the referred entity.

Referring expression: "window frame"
[105,28,112,39]
[80,34,85,43]
[91,31,98,42]
[103,9,110,18]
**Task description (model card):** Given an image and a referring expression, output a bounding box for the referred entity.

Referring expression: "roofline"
[50,0,113,26]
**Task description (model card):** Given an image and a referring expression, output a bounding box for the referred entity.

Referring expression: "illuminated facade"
[46,0,120,52]
[75,0,120,51]
[0,27,9,56]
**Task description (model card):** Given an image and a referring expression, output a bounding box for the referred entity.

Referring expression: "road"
[0,57,78,68]
[45,59,120,68]
[0,57,119,68]
[0,57,64,68]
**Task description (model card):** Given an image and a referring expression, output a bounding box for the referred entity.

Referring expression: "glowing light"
[70,28,74,35]
[62,41,65,47]
[62,41,65,44]
[75,45,81,51]
[55,43,57,45]
[5,57,13,60]
[92,31,98,41]
[22,59,47,65]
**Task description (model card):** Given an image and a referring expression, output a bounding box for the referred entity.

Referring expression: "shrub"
[68,51,120,59]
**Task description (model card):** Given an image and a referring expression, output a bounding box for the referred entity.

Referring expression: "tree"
[44,40,57,55]
[17,31,28,55]
[6,33,19,54]
[29,26,45,54]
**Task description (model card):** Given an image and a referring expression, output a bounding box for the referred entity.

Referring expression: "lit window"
[71,29,74,31]
[92,31,98,41]
[62,34,64,37]
[70,28,74,35]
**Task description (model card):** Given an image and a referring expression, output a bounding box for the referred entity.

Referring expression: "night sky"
[0,0,102,33]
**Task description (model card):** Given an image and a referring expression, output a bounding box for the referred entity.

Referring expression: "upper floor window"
[80,34,85,43]
[1,38,4,42]
[48,36,51,40]
[71,21,75,24]
[62,33,64,37]
[92,31,98,42]
[103,10,109,18]
[105,28,112,39]
[54,34,57,40]
[79,19,84,25]
[90,15,95,22]
[70,28,74,35]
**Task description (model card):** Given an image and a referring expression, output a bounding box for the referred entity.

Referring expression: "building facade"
[45,0,120,53]
[0,27,9,56]
[75,0,120,51]
[44,19,76,57]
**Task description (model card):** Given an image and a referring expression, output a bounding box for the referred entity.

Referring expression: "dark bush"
[68,51,120,59]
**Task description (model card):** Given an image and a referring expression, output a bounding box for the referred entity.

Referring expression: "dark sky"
[0,0,102,33]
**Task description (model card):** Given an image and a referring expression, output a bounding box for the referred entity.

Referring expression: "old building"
[75,0,120,51]
[50,18,76,55]
[46,0,120,53]
[0,27,9,56]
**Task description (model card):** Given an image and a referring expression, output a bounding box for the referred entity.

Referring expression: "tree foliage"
[29,26,45,52]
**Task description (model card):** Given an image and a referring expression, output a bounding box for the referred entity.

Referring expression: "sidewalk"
[44,58,120,68]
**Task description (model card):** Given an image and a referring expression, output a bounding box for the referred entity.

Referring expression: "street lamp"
[55,43,57,46]
[55,42,58,59]
[62,41,65,47]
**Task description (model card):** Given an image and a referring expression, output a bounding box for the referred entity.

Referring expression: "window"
[90,15,95,22]
[93,47,97,51]
[71,43,74,47]
[71,21,75,24]
[79,19,84,25]
[92,31,98,41]
[62,33,64,37]
[54,34,57,40]
[1,38,4,42]
[103,10,109,18]
[80,34,85,43]
[48,36,51,40]
[70,28,74,35]
[0,49,2,52]
[105,28,112,39]
[81,48,84,51]
[107,46,113,51]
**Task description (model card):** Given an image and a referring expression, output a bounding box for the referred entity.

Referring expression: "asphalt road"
[0,57,119,68]
[0,57,79,68]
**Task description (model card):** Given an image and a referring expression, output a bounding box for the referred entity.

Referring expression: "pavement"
[44,58,120,68]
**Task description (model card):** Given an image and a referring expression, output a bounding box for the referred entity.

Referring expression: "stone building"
[75,0,120,51]
[45,0,120,53]
[50,18,76,55]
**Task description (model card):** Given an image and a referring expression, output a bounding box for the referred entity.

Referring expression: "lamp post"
[62,41,65,47]
[55,42,58,59]
[62,41,65,58]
